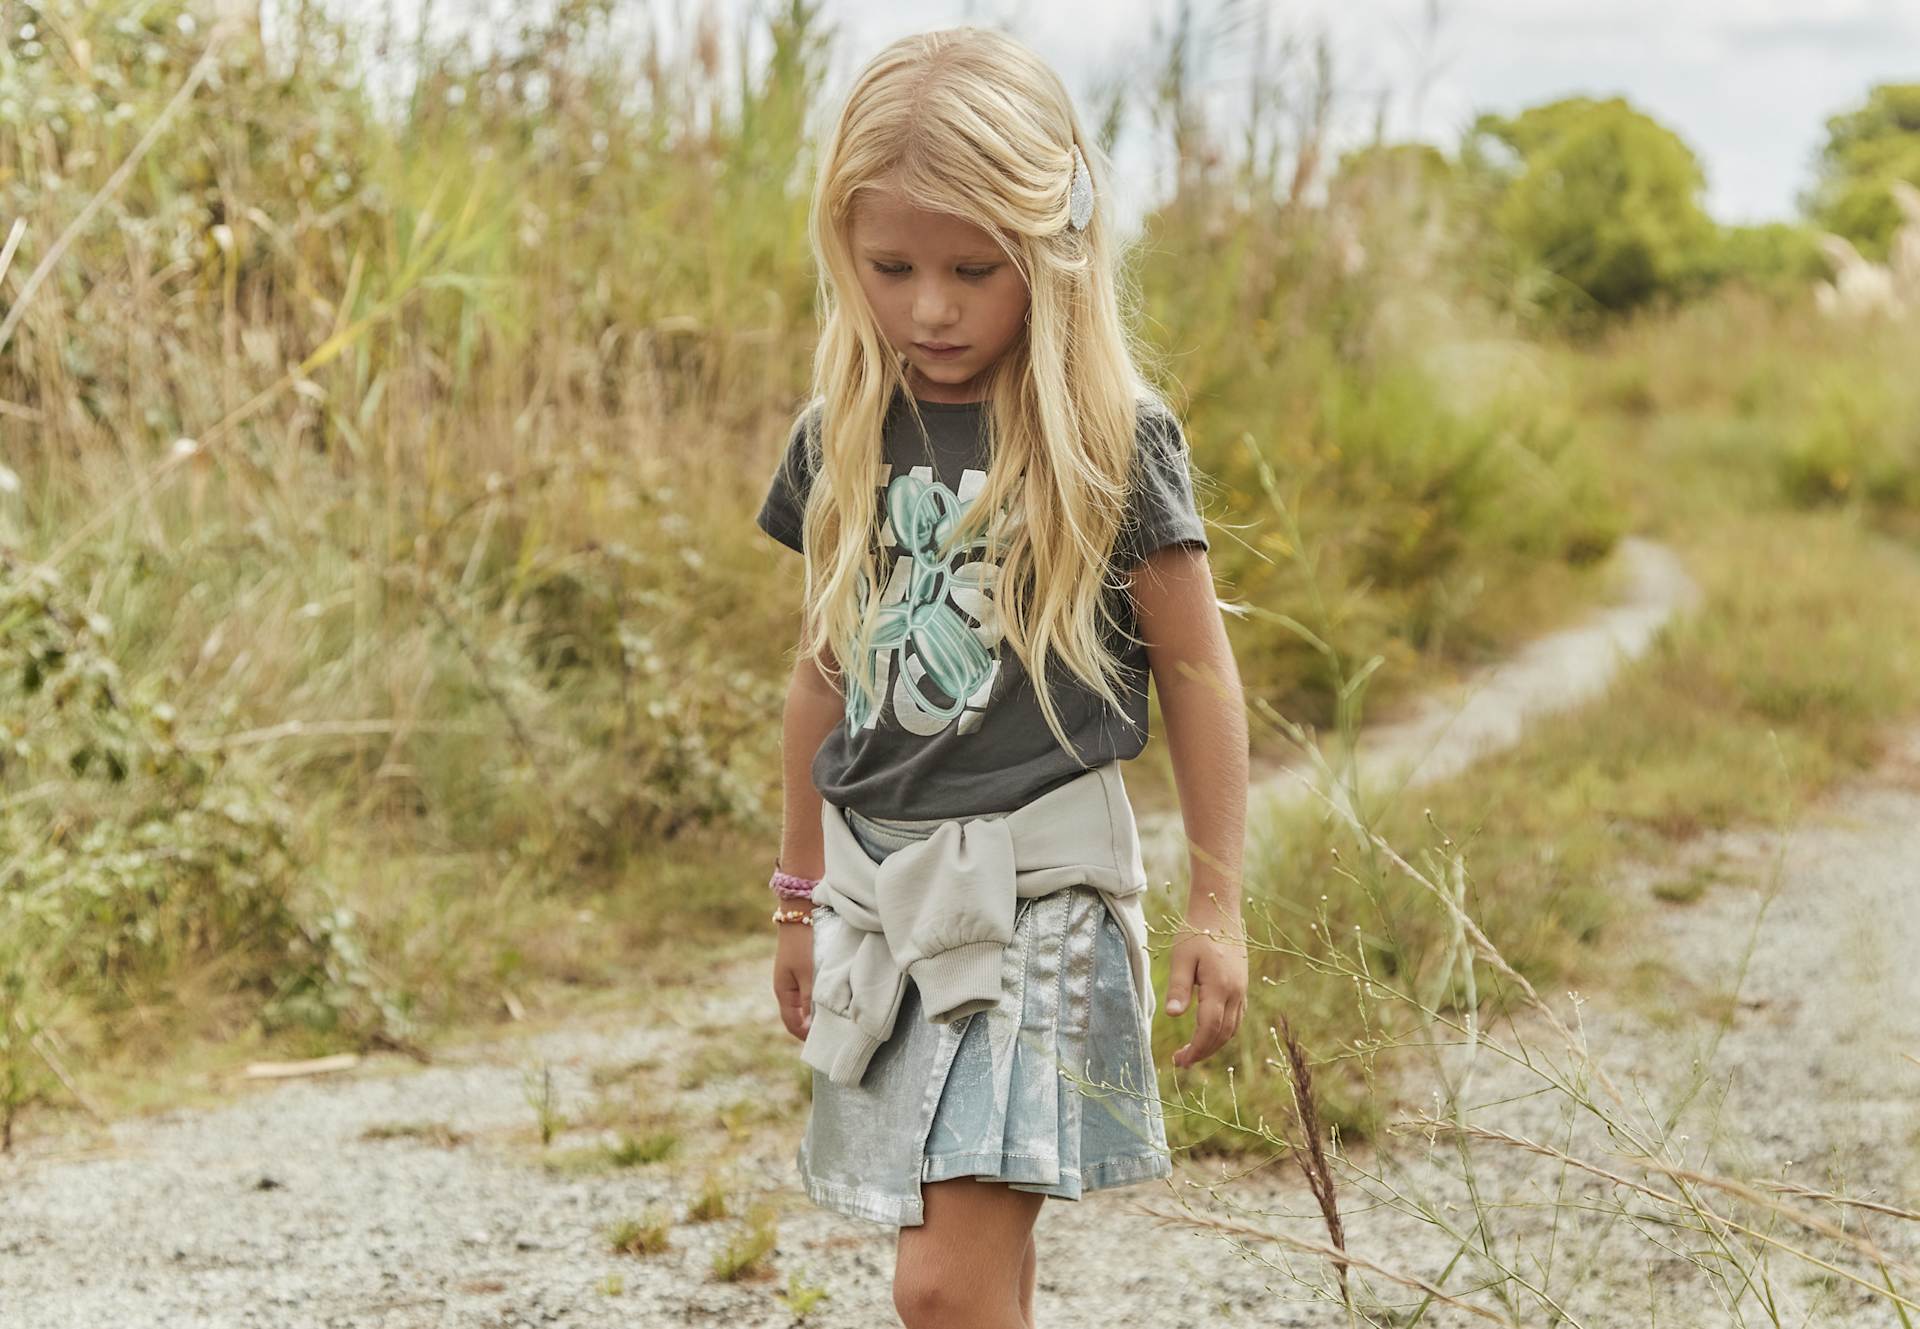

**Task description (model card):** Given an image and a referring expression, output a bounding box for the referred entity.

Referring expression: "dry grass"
[709,1201,781,1283]
[0,2,1660,1143]
[607,1210,674,1258]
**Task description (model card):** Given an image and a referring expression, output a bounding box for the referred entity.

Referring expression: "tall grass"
[1,1,836,1082]
[0,0,1618,1097]
[11,2,1920,1317]
[1125,4,1627,727]
[1148,278,1920,1148]
[1127,387,1920,1322]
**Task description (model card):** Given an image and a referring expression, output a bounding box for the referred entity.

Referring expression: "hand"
[773,916,815,1041]
[1163,904,1248,1070]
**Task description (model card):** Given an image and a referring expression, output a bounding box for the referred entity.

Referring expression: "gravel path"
[11,537,1914,1327]
[1138,532,1703,864]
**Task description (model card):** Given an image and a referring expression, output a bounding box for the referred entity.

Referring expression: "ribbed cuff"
[799,1006,880,1087]
[908,941,1006,1025]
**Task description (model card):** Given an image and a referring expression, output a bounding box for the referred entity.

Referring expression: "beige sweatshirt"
[801,759,1155,1088]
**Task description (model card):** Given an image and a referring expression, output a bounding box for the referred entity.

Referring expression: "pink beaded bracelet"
[770,863,819,901]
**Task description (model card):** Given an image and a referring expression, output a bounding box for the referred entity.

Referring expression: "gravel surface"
[10,539,1915,1326]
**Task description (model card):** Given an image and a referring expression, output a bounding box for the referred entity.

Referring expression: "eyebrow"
[857,247,1005,264]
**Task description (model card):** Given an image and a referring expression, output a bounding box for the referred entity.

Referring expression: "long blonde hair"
[790,25,1166,758]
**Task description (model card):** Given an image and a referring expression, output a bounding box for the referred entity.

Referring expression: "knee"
[894,1267,1003,1329]
[892,1269,954,1328]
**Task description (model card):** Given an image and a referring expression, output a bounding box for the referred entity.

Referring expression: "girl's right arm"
[772,639,844,1040]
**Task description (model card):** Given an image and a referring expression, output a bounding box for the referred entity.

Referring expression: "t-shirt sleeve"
[754,413,815,555]
[1115,403,1209,571]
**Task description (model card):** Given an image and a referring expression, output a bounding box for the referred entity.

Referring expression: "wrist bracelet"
[771,861,820,900]
[771,906,815,926]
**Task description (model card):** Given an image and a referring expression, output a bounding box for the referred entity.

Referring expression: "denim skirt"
[793,803,1175,1228]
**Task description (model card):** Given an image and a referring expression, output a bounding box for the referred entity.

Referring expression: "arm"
[772,635,844,1042]
[777,639,846,914]
[1129,542,1249,1068]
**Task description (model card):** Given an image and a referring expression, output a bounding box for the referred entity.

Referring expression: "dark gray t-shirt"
[754,390,1209,820]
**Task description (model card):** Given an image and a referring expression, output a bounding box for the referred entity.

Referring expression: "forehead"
[849,188,1003,257]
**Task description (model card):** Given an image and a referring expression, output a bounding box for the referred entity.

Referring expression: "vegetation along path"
[13,535,1912,1327]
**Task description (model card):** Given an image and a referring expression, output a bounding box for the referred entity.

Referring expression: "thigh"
[895,1177,1044,1293]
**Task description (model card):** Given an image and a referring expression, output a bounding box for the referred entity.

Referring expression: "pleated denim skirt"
[793,803,1175,1229]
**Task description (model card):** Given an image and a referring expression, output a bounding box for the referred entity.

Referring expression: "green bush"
[0,552,398,1040]
[1777,367,1920,511]
[1803,82,1920,261]
[1693,221,1828,299]
[1461,96,1718,322]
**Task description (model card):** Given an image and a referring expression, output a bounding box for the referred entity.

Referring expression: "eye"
[864,263,998,280]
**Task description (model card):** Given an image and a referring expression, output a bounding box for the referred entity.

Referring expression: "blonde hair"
[790,25,1167,758]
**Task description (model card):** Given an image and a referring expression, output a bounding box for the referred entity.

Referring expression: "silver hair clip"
[1068,143,1094,231]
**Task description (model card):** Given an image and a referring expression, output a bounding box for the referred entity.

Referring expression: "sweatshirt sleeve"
[1114,401,1209,571]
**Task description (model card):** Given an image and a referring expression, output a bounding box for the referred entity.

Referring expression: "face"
[848,188,1032,404]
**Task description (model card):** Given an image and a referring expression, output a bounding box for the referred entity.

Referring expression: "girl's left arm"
[1130,543,1250,1068]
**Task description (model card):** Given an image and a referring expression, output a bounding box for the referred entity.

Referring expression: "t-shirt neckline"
[910,397,986,413]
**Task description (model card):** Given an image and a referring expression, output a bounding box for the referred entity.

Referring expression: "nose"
[911,276,960,333]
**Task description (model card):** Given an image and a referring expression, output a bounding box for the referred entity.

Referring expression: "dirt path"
[18,535,1914,1327]
[1302,721,1920,1326]
[1137,533,1702,868]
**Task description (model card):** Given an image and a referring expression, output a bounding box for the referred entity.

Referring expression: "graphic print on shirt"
[846,463,1008,739]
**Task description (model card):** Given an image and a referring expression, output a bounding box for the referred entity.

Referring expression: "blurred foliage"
[1460,96,1718,323]
[0,0,1645,1079]
[1133,69,1626,716]
[1804,82,1920,260]
[0,0,1908,1119]
[1691,219,1829,299]
[1775,361,1920,517]
[0,549,400,1041]
[0,0,824,1068]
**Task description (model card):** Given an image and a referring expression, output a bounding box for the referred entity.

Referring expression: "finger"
[1192,992,1229,1064]
[1221,996,1245,1041]
[1173,993,1216,1068]
[1164,953,1197,1017]
[773,976,805,1041]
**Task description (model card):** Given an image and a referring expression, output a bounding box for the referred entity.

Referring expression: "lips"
[915,342,968,359]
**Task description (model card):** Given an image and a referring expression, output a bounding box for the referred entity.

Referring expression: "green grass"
[608,1130,680,1167]
[686,1171,734,1223]
[606,1210,673,1257]
[0,0,1639,1127]
[709,1202,781,1282]
[358,1120,469,1147]
[777,1268,832,1317]
[542,1130,680,1177]
[1152,293,1920,1151]
[8,5,1919,1194]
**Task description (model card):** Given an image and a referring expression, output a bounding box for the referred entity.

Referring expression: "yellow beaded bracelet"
[771,906,814,925]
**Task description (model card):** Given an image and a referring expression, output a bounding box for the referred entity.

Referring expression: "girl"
[755,25,1250,1329]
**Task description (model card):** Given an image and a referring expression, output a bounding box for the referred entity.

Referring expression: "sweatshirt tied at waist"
[801,759,1158,1089]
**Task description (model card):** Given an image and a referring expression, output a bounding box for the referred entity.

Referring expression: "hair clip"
[1068,143,1095,231]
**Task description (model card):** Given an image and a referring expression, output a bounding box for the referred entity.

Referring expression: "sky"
[307,0,1920,228]
[818,0,1920,227]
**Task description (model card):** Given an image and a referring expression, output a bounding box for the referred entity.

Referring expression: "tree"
[1460,96,1717,320]
[1802,83,1920,261]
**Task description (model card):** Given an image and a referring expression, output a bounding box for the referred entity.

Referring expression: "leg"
[894,1177,1043,1329]
[1018,1226,1037,1329]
